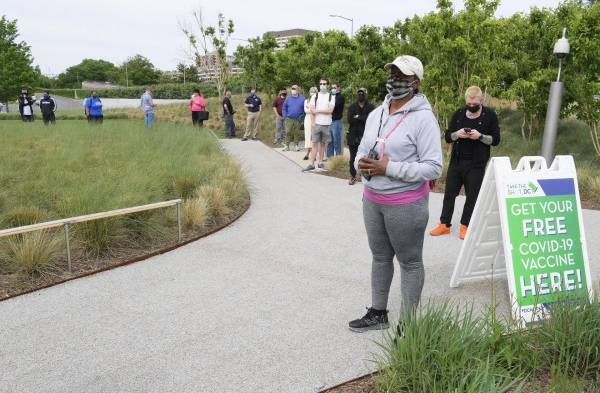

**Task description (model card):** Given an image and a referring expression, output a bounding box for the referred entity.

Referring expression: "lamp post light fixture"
[541,27,570,165]
[329,14,354,36]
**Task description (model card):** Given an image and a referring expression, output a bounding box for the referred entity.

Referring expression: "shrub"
[1,207,48,228]
[182,197,208,230]
[74,218,125,257]
[196,185,231,222]
[328,155,350,173]
[217,163,249,208]
[173,176,200,199]
[3,231,62,276]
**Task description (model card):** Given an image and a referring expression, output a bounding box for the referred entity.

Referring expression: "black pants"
[21,115,33,122]
[42,113,56,125]
[224,113,235,137]
[88,115,103,124]
[440,159,485,226]
[349,143,359,178]
[191,111,204,127]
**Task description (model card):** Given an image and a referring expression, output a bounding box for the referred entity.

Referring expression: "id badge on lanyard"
[379,112,410,157]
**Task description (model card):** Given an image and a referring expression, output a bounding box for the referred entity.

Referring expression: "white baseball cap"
[384,55,424,81]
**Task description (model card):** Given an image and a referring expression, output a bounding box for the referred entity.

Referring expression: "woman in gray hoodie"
[348,55,443,333]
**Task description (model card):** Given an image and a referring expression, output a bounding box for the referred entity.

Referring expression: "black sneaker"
[348,307,389,333]
[241,137,248,141]
[393,321,406,344]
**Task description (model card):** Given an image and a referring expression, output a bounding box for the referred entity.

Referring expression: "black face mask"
[466,104,481,113]
[357,93,366,102]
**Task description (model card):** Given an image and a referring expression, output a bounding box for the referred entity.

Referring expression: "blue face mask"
[331,88,337,95]
[44,94,49,99]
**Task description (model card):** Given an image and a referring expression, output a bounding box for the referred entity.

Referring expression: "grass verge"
[374,299,600,393]
[0,119,249,299]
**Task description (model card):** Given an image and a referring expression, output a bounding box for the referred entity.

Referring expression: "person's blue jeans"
[327,119,343,157]
[144,111,155,128]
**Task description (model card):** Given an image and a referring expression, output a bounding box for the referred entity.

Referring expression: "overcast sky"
[3,0,560,75]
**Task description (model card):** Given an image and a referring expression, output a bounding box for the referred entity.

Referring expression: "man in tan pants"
[242,88,262,141]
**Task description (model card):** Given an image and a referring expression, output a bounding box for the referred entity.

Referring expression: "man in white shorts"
[303,78,335,171]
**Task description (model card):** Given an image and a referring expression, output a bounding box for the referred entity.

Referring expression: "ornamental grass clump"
[2,231,62,276]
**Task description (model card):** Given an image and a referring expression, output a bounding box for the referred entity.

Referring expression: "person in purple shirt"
[282,84,306,151]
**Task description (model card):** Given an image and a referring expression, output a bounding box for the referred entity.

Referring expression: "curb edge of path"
[0,202,251,303]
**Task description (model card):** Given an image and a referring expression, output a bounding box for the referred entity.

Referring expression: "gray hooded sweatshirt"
[354,94,443,194]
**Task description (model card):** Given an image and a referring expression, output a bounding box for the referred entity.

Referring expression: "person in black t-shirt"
[222,90,236,137]
[430,86,500,240]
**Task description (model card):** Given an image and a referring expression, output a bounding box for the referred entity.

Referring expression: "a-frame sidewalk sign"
[450,155,593,324]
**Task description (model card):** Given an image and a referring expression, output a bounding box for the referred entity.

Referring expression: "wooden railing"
[0,199,183,271]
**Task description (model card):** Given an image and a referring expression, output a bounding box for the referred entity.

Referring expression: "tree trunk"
[590,123,600,158]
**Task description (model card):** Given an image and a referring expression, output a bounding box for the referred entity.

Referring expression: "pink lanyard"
[378,112,410,157]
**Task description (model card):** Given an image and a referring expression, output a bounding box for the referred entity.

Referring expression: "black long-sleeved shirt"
[346,100,375,146]
[445,106,500,167]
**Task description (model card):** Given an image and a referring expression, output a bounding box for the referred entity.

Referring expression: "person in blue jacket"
[85,91,103,124]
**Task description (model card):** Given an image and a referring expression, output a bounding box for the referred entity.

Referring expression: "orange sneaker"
[430,223,451,236]
[459,224,468,240]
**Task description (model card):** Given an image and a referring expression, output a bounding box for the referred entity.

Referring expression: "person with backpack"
[303,78,335,171]
[85,91,103,124]
[190,88,207,127]
[38,91,57,125]
[18,89,35,122]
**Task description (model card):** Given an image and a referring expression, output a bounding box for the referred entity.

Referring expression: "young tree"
[0,15,38,111]
[180,9,234,97]
[117,54,161,86]
[174,62,199,84]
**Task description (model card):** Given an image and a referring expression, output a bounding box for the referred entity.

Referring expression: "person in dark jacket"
[430,85,500,240]
[38,91,57,125]
[18,89,35,122]
[327,83,345,158]
[346,87,375,185]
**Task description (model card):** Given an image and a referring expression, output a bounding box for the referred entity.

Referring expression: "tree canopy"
[233,0,600,149]
[0,15,38,106]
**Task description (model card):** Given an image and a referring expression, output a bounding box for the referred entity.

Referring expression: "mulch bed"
[0,202,249,302]
[320,373,377,393]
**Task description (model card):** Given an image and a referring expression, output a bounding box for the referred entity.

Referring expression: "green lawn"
[0,119,248,281]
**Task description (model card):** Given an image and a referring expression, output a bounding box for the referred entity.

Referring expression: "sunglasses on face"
[319,83,327,86]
